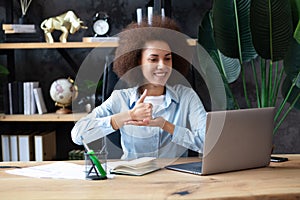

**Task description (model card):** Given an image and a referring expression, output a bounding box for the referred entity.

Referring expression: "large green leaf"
[284,38,300,88]
[212,0,257,62]
[198,11,241,84]
[290,0,300,28]
[219,53,240,84]
[198,12,217,52]
[250,0,293,61]
[290,0,300,43]
[295,21,300,44]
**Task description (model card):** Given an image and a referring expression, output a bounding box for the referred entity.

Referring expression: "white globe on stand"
[49,78,78,114]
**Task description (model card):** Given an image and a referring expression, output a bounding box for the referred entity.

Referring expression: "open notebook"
[166,107,275,175]
[107,157,160,176]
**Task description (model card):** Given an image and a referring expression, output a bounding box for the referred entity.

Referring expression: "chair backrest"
[100,55,123,158]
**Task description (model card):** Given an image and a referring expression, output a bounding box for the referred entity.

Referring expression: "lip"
[153,72,168,77]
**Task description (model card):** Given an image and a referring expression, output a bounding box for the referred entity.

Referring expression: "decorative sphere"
[49,78,78,107]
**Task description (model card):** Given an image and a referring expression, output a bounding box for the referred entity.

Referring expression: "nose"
[157,59,164,69]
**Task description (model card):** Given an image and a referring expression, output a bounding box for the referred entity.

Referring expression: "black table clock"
[92,12,110,37]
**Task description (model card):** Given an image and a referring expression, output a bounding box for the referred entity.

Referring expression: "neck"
[139,84,165,96]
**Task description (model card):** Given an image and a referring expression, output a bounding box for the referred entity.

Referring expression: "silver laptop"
[166,107,275,175]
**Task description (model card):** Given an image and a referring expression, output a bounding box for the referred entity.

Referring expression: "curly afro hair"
[113,15,192,79]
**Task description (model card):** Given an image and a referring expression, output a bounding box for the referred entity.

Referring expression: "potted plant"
[198,0,300,134]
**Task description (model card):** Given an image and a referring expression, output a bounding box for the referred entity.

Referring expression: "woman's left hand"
[124,117,166,129]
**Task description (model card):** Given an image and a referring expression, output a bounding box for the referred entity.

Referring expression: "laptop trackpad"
[165,161,202,175]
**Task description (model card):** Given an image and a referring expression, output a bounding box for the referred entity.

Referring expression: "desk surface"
[0,154,299,200]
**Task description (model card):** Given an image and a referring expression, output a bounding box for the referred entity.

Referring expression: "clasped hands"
[125,89,166,128]
[111,89,166,130]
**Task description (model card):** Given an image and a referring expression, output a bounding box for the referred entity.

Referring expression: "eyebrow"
[149,53,172,57]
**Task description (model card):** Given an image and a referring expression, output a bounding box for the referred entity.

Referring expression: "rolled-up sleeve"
[71,91,120,145]
[171,89,206,153]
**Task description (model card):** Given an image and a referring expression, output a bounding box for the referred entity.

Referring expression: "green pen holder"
[85,150,107,180]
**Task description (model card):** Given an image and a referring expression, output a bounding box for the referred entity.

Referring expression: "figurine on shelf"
[40,10,87,43]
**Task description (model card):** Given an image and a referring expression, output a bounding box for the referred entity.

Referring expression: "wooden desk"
[0,155,299,200]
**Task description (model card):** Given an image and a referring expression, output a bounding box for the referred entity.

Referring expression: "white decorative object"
[136,8,142,25]
[161,8,165,20]
[148,7,153,25]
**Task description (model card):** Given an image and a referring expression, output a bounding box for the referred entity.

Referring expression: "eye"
[147,57,158,63]
[164,56,172,62]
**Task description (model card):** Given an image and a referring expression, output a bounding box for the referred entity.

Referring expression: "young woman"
[71,16,207,159]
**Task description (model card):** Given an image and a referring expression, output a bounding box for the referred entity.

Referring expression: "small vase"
[18,15,28,24]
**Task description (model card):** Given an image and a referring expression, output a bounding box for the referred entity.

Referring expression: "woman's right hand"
[129,89,153,122]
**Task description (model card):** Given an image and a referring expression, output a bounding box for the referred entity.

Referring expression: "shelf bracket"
[56,48,78,77]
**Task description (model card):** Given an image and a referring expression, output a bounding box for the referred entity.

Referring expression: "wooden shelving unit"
[0,39,196,49]
[0,112,87,122]
[0,41,119,49]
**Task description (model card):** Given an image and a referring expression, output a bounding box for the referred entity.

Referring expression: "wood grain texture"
[0,112,87,122]
[0,42,118,49]
[0,155,299,200]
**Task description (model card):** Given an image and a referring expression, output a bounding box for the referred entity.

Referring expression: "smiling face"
[140,40,172,87]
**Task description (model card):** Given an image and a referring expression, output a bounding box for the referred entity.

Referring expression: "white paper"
[6,162,86,179]
[6,162,115,179]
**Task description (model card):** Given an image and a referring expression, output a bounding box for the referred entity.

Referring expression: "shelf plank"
[0,39,196,50]
[0,42,118,49]
[0,113,87,122]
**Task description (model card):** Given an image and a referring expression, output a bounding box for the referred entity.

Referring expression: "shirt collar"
[129,85,179,109]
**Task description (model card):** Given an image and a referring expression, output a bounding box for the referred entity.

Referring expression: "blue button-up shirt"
[71,84,207,159]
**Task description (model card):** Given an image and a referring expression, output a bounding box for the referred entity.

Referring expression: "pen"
[81,137,107,178]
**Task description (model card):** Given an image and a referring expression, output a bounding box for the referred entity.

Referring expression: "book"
[2,24,36,35]
[30,82,39,114]
[9,135,19,161]
[82,37,119,43]
[23,81,39,115]
[2,84,10,114]
[8,82,13,114]
[1,135,10,161]
[107,157,160,176]
[34,131,56,161]
[33,87,47,114]
[17,82,24,114]
[4,29,36,34]
[23,82,31,115]
[18,133,35,161]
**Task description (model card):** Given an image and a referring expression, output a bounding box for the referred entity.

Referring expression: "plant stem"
[251,59,261,107]
[270,61,279,106]
[274,72,300,122]
[261,58,267,107]
[268,60,273,106]
[272,64,285,106]
[233,0,251,108]
[268,0,274,61]
[241,63,251,108]
[274,91,300,134]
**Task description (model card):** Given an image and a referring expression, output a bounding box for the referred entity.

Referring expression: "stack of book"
[3,81,48,115]
[1,130,56,162]
[2,23,42,42]
[2,24,36,34]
